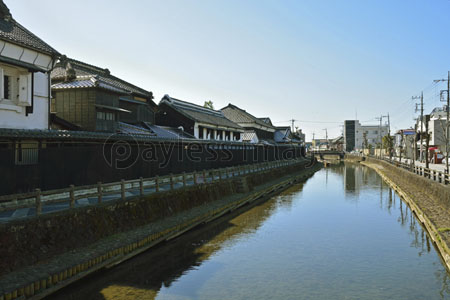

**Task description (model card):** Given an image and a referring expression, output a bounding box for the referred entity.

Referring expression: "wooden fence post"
[35,188,41,216]
[182,172,186,187]
[193,171,198,184]
[155,176,160,192]
[69,185,75,208]
[170,174,174,190]
[203,170,206,183]
[139,177,144,196]
[219,169,222,181]
[211,170,215,182]
[97,182,102,203]
[121,180,125,200]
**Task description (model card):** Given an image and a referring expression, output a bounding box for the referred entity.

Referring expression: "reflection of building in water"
[343,163,380,195]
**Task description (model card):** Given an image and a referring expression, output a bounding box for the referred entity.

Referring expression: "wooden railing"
[0,159,305,217]
[374,156,450,185]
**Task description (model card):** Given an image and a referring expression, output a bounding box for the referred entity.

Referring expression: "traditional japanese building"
[51,56,156,132]
[0,1,60,130]
[221,104,276,144]
[156,95,243,141]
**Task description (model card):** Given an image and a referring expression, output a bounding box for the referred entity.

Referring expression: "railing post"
[139,177,144,196]
[121,179,125,200]
[97,182,102,203]
[170,173,174,190]
[193,171,198,185]
[155,176,160,192]
[211,170,215,182]
[219,169,222,181]
[203,169,207,183]
[35,188,41,216]
[182,172,186,187]
[69,185,75,208]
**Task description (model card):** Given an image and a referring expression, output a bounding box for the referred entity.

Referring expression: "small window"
[3,75,10,99]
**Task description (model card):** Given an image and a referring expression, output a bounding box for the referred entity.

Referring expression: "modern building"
[344,120,389,152]
[221,104,276,144]
[0,1,60,130]
[51,56,157,132]
[156,95,244,141]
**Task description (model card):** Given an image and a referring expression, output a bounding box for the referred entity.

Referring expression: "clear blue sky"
[7,0,450,140]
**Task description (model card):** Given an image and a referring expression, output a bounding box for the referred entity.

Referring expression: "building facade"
[157,95,244,141]
[51,56,156,132]
[0,2,59,130]
[221,104,276,144]
[344,120,389,152]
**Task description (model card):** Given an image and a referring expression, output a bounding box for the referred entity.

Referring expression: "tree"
[203,100,214,110]
[382,134,393,158]
[362,132,368,150]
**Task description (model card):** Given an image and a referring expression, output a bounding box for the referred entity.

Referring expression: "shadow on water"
[48,180,309,300]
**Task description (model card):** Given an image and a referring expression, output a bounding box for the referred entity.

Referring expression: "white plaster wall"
[0,72,49,130]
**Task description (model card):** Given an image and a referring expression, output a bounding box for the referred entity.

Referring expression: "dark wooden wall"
[0,140,305,195]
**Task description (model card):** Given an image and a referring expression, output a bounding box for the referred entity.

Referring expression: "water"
[50,162,450,300]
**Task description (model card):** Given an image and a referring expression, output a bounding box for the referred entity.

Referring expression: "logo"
[103,133,140,170]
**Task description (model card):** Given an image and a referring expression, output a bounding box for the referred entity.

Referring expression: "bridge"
[309,150,345,160]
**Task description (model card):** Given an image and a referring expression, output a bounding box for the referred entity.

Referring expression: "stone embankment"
[346,155,450,271]
[0,158,321,300]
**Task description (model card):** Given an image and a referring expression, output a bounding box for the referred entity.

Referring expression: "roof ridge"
[222,103,276,129]
[69,58,152,96]
[165,95,224,115]
[10,18,60,56]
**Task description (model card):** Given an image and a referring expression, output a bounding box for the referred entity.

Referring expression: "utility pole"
[433,74,450,174]
[445,71,450,174]
[387,113,390,135]
[413,93,423,162]
[376,116,382,158]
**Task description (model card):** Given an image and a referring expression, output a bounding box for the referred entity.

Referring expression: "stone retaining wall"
[0,160,311,277]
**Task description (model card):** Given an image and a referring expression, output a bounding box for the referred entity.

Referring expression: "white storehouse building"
[0,1,59,130]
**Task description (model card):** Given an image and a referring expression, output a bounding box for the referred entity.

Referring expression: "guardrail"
[371,156,450,185]
[0,159,306,217]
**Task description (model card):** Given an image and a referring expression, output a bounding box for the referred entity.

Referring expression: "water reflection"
[49,164,450,300]
[49,183,308,300]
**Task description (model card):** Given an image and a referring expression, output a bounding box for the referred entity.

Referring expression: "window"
[3,75,10,99]
[97,111,115,121]
[15,142,39,165]
[0,65,31,106]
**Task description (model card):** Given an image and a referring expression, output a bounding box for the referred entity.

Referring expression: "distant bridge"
[309,150,345,159]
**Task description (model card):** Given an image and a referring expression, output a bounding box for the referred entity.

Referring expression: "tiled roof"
[160,95,243,130]
[221,104,276,130]
[143,123,196,139]
[0,2,59,56]
[118,122,197,140]
[258,117,273,126]
[52,75,130,94]
[274,129,290,143]
[51,57,154,102]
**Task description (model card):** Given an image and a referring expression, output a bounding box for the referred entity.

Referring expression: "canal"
[50,162,450,300]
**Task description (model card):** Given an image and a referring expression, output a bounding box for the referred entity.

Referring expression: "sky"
[6,0,450,141]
